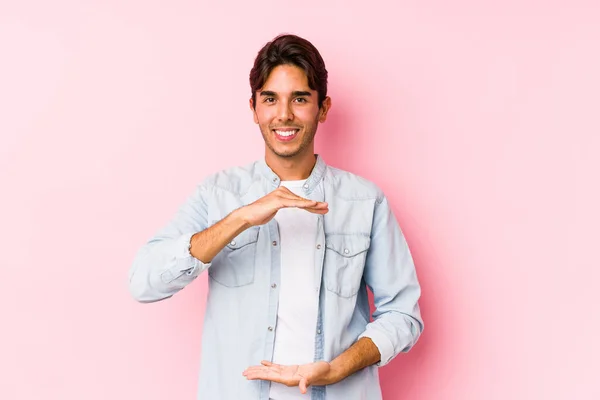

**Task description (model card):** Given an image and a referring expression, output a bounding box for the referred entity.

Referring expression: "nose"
[277,102,294,121]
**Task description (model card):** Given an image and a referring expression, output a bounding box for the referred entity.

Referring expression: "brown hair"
[249,34,328,108]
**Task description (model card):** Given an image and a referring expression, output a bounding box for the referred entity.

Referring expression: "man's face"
[250,64,330,159]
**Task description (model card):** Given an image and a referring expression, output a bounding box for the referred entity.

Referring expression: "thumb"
[299,377,308,394]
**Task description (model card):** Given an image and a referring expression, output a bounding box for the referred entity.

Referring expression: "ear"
[318,96,332,123]
[249,98,259,124]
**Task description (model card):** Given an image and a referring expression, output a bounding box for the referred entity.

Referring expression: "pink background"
[1,1,599,399]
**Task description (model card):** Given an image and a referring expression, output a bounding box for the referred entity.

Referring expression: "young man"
[129,34,423,400]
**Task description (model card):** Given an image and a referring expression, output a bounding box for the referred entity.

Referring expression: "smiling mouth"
[273,128,299,142]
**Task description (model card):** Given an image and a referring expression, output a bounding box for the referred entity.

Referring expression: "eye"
[263,97,275,103]
[294,97,307,103]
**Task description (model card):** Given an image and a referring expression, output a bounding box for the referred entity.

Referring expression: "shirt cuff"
[358,328,395,367]
[160,232,210,283]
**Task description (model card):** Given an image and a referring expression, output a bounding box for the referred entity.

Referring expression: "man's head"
[249,34,331,160]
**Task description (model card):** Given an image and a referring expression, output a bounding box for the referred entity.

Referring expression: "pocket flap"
[325,234,371,257]
[226,226,259,250]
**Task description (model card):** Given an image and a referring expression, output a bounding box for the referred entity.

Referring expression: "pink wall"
[1,1,599,399]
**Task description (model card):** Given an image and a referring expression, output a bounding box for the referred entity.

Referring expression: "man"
[129,34,423,400]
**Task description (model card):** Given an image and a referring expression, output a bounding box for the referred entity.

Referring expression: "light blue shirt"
[129,155,424,400]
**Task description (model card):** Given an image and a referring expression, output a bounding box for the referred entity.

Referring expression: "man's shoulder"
[324,164,384,202]
[199,160,262,195]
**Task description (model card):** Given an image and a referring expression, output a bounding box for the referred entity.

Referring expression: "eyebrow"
[259,90,312,97]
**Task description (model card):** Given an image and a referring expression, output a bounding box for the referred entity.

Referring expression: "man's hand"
[243,360,336,393]
[236,186,328,227]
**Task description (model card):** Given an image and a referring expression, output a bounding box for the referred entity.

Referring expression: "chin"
[272,149,299,158]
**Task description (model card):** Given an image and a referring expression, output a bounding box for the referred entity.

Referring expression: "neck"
[265,149,317,181]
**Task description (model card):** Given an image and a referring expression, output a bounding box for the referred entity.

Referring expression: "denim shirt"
[129,155,423,400]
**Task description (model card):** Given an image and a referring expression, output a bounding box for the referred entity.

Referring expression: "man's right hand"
[190,186,327,263]
[235,186,329,227]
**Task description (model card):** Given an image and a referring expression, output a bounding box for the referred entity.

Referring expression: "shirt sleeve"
[128,184,212,303]
[357,194,424,366]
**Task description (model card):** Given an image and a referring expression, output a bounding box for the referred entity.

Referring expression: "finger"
[244,364,281,374]
[276,190,328,205]
[289,200,329,210]
[277,191,316,201]
[303,201,328,208]
[244,366,272,374]
[261,360,274,366]
[243,368,269,380]
[245,373,269,381]
[242,367,263,377]
[276,188,314,202]
[279,199,319,209]
[276,191,316,203]
[302,203,328,210]
[275,188,329,210]
[303,206,329,215]
[299,378,308,394]
[278,191,326,204]
[245,369,282,382]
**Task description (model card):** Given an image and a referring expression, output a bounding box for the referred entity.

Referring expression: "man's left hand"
[243,360,334,393]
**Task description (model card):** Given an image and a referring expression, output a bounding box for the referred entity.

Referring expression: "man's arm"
[189,211,250,263]
[316,337,381,385]
[244,193,423,389]
[129,185,328,303]
[128,183,216,303]
[244,336,380,390]
[357,193,424,366]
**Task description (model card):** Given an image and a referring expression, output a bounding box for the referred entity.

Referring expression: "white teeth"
[275,130,297,137]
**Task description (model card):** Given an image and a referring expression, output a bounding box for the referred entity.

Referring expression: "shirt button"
[268,326,273,331]
[272,241,277,246]
[344,248,349,254]
[317,329,321,334]
[230,241,236,246]
[303,184,309,189]
[271,283,277,288]
[273,177,277,183]
[316,244,321,249]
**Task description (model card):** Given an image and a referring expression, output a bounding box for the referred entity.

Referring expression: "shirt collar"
[258,154,327,193]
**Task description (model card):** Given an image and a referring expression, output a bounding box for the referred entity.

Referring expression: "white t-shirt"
[269,179,320,400]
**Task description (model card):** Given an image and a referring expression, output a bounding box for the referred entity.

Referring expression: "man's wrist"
[229,207,252,230]
[322,362,343,385]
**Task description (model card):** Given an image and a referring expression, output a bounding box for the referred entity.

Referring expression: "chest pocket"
[208,224,260,287]
[324,234,371,298]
